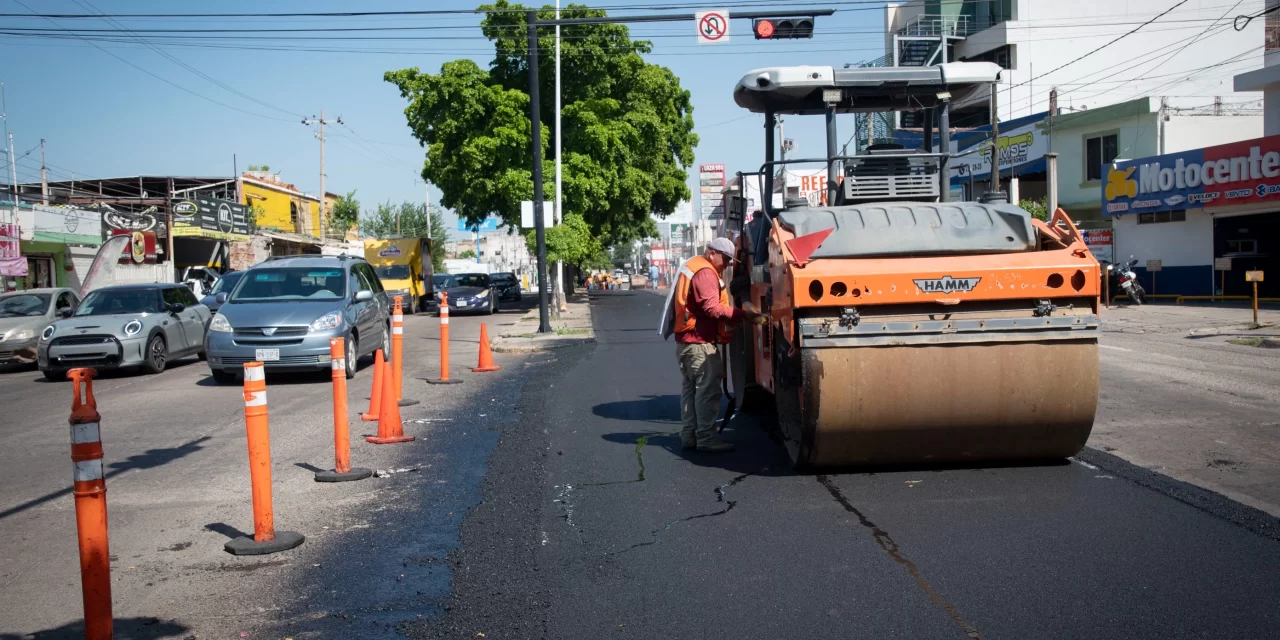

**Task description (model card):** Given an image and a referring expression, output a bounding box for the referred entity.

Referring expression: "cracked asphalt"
[413,290,1280,640]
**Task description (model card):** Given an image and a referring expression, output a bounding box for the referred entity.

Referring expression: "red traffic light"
[755,19,775,39]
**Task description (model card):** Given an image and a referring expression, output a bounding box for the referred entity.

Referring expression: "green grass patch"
[555,327,589,336]
[1228,337,1265,347]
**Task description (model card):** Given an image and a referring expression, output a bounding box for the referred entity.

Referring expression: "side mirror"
[168,302,186,314]
[216,292,229,304]
[354,290,374,303]
[58,308,73,318]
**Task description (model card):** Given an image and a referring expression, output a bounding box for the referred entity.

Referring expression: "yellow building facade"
[240,173,323,238]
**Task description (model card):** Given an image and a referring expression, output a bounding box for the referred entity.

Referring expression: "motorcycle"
[1103,257,1146,305]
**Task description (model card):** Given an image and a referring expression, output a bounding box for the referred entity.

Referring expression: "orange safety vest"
[673,256,734,344]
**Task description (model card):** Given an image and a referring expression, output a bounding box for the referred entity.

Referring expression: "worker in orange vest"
[658,238,766,452]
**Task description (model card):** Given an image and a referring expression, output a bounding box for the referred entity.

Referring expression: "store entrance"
[1214,212,1277,298]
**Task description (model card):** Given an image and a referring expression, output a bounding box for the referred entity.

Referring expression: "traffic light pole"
[524,7,834,333]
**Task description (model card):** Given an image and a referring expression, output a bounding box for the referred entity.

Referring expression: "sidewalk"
[492,292,595,353]
[1092,301,1280,516]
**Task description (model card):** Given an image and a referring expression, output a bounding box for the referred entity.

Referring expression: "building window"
[1137,210,1186,224]
[1227,239,1258,254]
[1085,133,1119,182]
[289,201,298,226]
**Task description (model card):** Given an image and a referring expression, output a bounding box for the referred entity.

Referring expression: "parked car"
[491,272,522,302]
[436,273,498,315]
[0,288,80,368]
[199,270,244,314]
[204,255,391,384]
[38,284,209,381]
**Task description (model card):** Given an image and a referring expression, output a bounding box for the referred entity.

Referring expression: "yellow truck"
[364,237,435,313]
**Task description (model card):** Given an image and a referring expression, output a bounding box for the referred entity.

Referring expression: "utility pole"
[40,139,47,205]
[527,9,551,333]
[554,0,567,314]
[2,81,17,225]
[302,111,340,239]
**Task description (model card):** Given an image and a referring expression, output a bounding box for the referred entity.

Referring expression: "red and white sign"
[110,229,158,265]
[0,223,25,277]
[1081,229,1113,263]
[696,10,730,45]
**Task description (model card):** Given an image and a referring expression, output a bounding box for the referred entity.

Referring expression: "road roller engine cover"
[722,61,1101,469]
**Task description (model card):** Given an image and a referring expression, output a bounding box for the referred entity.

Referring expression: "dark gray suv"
[204,255,391,384]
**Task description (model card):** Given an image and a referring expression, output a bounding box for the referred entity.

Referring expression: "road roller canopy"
[733,62,1002,115]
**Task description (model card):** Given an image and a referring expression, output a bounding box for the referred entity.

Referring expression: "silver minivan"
[204,255,391,384]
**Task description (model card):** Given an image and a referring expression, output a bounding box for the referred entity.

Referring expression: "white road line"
[1099,345,1133,352]
[1069,457,1100,470]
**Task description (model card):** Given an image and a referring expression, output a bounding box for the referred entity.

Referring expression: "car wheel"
[346,332,358,379]
[142,335,167,374]
[210,369,238,385]
[42,369,66,382]
[197,349,207,361]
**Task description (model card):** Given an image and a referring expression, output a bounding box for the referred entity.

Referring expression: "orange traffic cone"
[360,349,384,422]
[365,356,414,445]
[473,323,501,373]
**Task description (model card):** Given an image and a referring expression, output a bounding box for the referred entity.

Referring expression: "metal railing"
[898,13,972,37]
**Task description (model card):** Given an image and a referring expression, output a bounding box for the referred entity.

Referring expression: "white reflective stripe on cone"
[440,317,449,325]
[244,365,265,382]
[331,358,346,371]
[245,390,268,407]
[392,326,404,335]
[69,422,101,445]
[73,458,103,482]
[392,314,403,322]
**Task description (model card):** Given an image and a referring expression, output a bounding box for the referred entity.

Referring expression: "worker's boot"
[696,438,735,453]
[681,434,697,451]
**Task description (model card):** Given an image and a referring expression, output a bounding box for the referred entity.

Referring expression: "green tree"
[458,249,478,259]
[359,201,451,272]
[1019,197,1050,221]
[330,190,361,234]
[524,212,605,268]
[247,164,270,172]
[384,1,696,247]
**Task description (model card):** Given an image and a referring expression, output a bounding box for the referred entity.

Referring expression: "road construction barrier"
[361,348,385,422]
[366,355,415,444]
[315,338,372,483]
[67,368,112,640]
[392,296,419,406]
[225,362,305,555]
[427,291,462,385]
[473,322,501,373]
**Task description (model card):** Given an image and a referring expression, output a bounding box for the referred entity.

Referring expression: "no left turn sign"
[696,9,730,44]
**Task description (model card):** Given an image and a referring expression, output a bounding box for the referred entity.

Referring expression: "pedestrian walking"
[657,237,766,453]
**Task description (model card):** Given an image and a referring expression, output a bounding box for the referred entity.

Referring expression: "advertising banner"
[458,217,501,232]
[171,196,251,240]
[0,222,25,276]
[1081,229,1114,263]
[1103,134,1280,215]
[110,229,158,264]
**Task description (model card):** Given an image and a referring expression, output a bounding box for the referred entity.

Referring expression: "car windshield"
[376,265,411,280]
[0,293,51,317]
[75,289,163,316]
[231,268,346,302]
[209,271,244,295]
[451,274,490,288]
[492,273,515,283]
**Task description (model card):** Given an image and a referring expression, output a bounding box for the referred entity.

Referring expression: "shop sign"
[1104,134,1280,215]
[171,196,251,239]
[1146,259,1163,272]
[110,229,158,264]
[1215,257,1233,271]
[1081,229,1113,263]
[948,111,1050,181]
[0,223,26,276]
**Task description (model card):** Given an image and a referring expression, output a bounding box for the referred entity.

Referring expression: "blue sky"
[0,0,887,235]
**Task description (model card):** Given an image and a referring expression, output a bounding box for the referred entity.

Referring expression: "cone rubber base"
[360,413,379,422]
[314,467,373,483]
[224,531,305,556]
[472,365,501,372]
[365,435,416,444]
[425,379,463,385]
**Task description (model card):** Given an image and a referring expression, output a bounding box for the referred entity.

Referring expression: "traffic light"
[753,17,815,39]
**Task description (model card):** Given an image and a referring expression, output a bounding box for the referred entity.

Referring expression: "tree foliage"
[1019,197,1050,221]
[458,249,478,259]
[524,213,605,268]
[359,201,451,272]
[384,1,696,247]
[330,190,361,233]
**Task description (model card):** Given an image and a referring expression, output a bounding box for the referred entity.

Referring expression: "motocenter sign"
[1103,134,1280,215]
[171,196,251,240]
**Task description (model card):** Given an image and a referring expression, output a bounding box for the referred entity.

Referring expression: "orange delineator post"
[427,292,463,385]
[225,362,304,555]
[361,348,385,422]
[473,322,501,372]
[392,296,420,406]
[315,339,372,482]
[366,355,415,444]
[67,368,112,640]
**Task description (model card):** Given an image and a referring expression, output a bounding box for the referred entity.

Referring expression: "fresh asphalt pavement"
[0,296,539,639]
[411,291,1280,640]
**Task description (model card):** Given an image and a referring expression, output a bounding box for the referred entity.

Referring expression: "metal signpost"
[523,7,834,333]
[1215,257,1233,302]
[1246,270,1264,326]
[1146,259,1162,295]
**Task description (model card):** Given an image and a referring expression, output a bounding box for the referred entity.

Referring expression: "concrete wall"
[1050,99,1159,220]
[1164,115,1264,153]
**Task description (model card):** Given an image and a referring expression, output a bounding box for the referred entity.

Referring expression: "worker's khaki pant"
[677,342,723,446]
